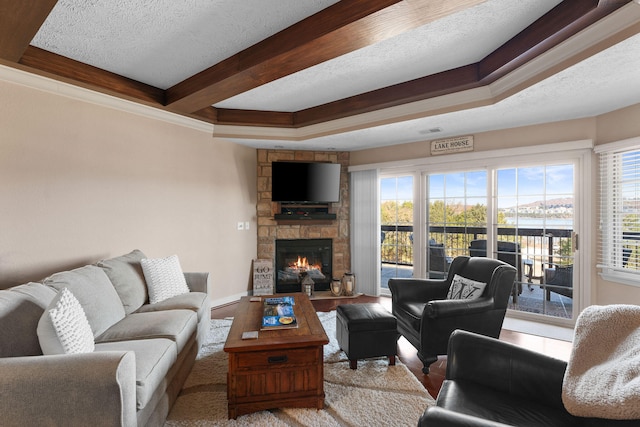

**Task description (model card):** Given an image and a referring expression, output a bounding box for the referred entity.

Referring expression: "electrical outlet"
[244,221,250,230]
[237,222,244,231]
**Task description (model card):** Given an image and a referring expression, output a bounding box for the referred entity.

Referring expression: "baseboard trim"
[503,317,574,342]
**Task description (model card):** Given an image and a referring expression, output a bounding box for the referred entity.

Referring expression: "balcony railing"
[381,224,576,318]
[381,225,573,268]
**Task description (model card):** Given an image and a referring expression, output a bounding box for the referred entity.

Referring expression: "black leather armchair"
[389,256,516,373]
[418,330,640,426]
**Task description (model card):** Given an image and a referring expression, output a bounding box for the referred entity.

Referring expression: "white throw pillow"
[141,254,190,304]
[446,274,487,300]
[37,287,95,354]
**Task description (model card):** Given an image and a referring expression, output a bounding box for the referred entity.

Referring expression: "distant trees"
[381,201,508,263]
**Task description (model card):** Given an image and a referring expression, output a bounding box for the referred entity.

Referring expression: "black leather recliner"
[419,330,640,426]
[389,256,516,373]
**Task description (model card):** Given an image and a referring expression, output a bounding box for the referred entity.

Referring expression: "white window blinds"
[595,138,640,285]
[350,169,380,296]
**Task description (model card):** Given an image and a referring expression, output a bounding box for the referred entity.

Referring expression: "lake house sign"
[430,136,474,156]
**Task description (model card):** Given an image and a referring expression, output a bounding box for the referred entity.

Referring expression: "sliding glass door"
[377,143,583,323]
[423,163,575,320]
[495,165,575,319]
[380,175,414,294]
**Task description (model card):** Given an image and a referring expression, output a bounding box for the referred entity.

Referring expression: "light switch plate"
[237,222,244,230]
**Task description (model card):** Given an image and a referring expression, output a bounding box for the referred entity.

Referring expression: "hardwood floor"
[210,295,572,399]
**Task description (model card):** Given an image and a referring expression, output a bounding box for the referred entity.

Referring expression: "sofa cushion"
[135,291,208,322]
[95,338,177,410]
[0,283,57,357]
[96,310,197,353]
[141,255,190,304]
[43,265,126,337]
[96,249,148,315]
[37,288,95,354]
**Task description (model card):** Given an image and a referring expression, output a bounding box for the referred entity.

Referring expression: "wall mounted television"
[271,161,341,203]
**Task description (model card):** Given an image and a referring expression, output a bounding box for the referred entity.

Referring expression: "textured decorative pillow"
[141,255,190,304]
[37,288,95,354]
[446,274,487,300]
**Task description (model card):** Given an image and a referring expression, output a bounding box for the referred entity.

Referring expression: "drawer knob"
[268,355,288,364]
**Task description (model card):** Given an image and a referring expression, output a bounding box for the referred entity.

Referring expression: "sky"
[381,164,574,209]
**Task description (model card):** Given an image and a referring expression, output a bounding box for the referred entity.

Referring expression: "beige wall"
[351,105,640,310]
[3,66,640,310]
[350,118,597,166]
[0,77,257,306]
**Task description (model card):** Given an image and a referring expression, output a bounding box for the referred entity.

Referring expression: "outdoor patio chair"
[469,239,523,303]
[544,263,573,300]
[428,239,452,279]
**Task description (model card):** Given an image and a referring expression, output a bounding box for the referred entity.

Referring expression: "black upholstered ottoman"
[336,303,399,369]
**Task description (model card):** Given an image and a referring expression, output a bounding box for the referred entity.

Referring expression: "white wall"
[0,70,257,306]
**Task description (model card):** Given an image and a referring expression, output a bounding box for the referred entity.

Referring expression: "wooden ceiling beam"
[3,0,634,130]
[19,46,165,105]
[207,0,634,128]
[479,0,631,82]
[165,0,485,113]
[295,64,481,127]
[0,0,58,62]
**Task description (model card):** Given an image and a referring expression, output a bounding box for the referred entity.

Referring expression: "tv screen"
[272,162,341,203]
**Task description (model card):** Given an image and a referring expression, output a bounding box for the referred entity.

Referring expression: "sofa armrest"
[446,329,568,409]
[184,272,210,294]
[0,351,136,427]
[425,297,495,319]
[388,278,449,304]
[419,407,511,427]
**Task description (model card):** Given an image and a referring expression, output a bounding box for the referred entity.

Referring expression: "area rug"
[165,311,434,426]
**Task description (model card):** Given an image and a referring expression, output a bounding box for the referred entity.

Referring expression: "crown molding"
[0,63,214,134]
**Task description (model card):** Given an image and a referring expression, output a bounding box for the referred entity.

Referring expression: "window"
[380,175,414,293]
[596,138,640,286]
[425,165,575,319]
[427,171,487,279]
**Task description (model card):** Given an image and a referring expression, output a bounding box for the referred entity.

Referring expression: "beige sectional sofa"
[0,250,211,427]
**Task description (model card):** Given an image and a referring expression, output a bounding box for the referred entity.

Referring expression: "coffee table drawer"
[234,347,320,370]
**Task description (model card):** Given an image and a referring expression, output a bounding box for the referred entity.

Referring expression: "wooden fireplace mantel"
[274,203,337,224]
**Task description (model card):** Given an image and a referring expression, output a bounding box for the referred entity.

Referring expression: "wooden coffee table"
[223,293,329,419]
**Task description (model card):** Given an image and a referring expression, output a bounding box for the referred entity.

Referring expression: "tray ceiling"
[2,0,640,151]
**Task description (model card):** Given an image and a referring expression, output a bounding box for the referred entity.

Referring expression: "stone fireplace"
[257,149,350,291]
[275,238,333,293]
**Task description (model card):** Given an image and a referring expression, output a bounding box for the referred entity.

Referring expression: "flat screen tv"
[272,161,341,203]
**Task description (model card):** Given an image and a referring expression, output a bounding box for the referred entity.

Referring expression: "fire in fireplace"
[275,239,332,293]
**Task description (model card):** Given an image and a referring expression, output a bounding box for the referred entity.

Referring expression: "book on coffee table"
[261,297,298,330]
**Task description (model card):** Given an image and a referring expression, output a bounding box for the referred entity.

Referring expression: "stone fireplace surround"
[257,149,350,291]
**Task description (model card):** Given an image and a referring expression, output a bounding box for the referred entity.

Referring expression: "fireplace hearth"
[275,238,332,293]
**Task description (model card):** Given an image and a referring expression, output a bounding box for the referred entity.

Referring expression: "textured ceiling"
[31,0,339,90]
[215,1,560,112]
[232,32,640,151]
[12,0,640,151]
